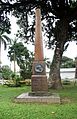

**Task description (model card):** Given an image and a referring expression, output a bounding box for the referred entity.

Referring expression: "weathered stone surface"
[34,8,44,61]
[14,93,60,104]
[31,8,48,92]
[31,75,48,92]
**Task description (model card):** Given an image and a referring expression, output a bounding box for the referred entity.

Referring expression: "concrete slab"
[14,92,60,104]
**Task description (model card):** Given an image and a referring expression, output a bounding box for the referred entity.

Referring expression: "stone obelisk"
[31,7,48,92]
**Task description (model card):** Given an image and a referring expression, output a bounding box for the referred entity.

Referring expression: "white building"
[46,68,76,79]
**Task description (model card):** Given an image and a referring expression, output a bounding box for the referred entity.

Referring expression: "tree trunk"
[49,42,64,89]
[14,51,16,73]
[75,57,77,78]
[49,17,69,89]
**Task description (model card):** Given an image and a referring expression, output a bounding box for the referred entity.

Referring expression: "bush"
[20,79,31,86]
[11,73,21,87]
[62,80,71,85]
[4,73,21,87]
[1,65,13,80]
[25,79,31,86]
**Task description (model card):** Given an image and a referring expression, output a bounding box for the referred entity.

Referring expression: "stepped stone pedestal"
[15,93,60,104]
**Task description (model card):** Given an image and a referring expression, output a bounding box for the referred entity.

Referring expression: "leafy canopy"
[8,41,34,79]
[61,56,75,68]
[1,0,77,47]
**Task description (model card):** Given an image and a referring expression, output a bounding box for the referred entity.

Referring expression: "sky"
[1,16,77,71]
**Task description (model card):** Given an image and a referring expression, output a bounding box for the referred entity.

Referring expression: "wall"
[46,68,76,79]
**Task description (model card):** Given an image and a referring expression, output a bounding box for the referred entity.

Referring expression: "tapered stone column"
[34,8,44,61]
[31,8,48,92]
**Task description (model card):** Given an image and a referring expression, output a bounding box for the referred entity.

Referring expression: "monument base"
[29,91,52,96]
[31,75,48,92]
[14,92,60,104]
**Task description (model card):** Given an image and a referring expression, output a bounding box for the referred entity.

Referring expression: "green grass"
[0,84,77,119]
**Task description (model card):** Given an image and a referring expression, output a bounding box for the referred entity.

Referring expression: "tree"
[61,56,75,68]
[1,65,13,80]
[75,57,77,79]
[12,0,77,89]
[0,1,11,67]
[8,41,34,79]
[1,0,77,89]
[0,30,11,67]
[8,39,18,73]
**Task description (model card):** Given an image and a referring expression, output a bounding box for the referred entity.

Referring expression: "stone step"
[14,92,60,104]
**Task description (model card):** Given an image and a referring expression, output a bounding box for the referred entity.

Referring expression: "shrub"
[11,73,21,87]
[5,73,21,87]
[62,80,71,85]
[1,65,13,80]
[20,79,31,86]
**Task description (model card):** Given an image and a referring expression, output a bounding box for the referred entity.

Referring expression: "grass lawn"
[0,83,77,119]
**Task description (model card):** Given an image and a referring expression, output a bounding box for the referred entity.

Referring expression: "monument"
[15,7,60,104]
[31,7,48,92]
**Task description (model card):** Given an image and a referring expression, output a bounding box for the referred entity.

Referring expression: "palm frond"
[3,40,7,50]
[2,35,11,44]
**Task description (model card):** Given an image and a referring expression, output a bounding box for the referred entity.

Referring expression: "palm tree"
[0,30,11,67]
[8,39,18,73]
